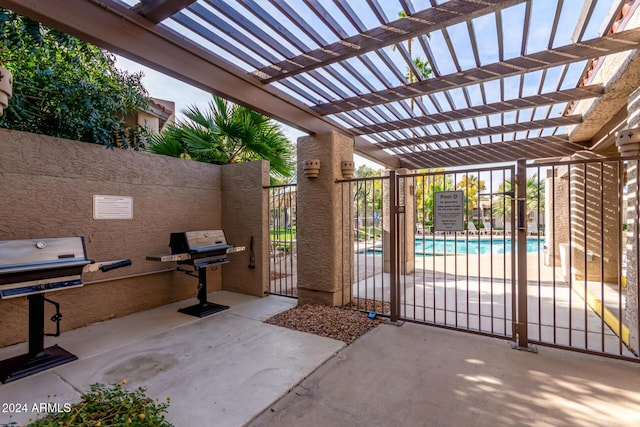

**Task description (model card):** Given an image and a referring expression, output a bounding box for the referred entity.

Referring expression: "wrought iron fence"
[266,183,297,297]
[279,155,638,361]
[525,156,638,360]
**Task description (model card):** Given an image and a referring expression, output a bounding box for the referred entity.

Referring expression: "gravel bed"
[265,304,382,344]
[348,297,390,314]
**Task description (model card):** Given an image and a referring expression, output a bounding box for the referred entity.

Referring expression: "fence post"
[389,170,400,323]
[513,159,537,352]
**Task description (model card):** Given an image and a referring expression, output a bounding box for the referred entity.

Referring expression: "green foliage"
[492,174,544,218]
[149,96,295,178]
[352,165,384,216]
[353,165,383,178]
[415,169,453,222]
[27,383,172,427]
[0,9,151,149]
[456,174,486,217]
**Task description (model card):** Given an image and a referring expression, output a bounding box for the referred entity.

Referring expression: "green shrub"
[27,383,172,427]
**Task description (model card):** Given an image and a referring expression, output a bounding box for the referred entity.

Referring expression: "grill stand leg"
[0,294,77,383]
[178,267,229,318]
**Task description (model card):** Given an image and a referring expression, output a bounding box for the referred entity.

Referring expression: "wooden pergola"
[3,0,640,168]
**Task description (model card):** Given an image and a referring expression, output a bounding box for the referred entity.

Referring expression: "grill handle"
[99,259,132,272]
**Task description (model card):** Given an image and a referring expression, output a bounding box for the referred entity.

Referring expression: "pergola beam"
[313,28,640,115]
[351,85,603,135]
[377,115,583,150]
[255,0,527,82]
[399,136,588,169]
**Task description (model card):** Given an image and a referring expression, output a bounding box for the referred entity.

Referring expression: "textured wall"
[296,132,354,306]
[545,154,621,283]
[568,151,620,282]
[221,160,270,296]
[0,129,223,347]
[624,86,640,354]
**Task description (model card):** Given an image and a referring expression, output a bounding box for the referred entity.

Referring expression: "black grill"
[0,236,131,383]
[147,230,245,318]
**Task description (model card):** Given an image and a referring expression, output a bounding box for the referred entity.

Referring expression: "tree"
[415,169,451,223]
[456,174,486,219]
[397,11,432,83]
[0,9,151,149]
[492,174,544,221]
[148,96,295,179]
[352,165,384,215]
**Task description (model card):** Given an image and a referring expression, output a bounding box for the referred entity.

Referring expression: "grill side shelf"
[146,253,192,262]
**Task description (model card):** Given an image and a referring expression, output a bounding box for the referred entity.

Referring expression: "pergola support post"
[296,132,354,306]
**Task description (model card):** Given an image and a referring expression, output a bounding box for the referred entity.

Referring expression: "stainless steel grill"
[147,230,245,317]
[0,236,131,383]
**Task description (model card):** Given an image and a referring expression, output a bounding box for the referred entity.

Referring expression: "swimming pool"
[415,237,542,255]
[363,237,542,256]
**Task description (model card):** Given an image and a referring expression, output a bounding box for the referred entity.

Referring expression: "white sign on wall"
[93,195,133,220]
[434,191,464,232]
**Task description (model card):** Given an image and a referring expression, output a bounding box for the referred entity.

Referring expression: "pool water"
[362,237,542,256]
[415,237,542,255]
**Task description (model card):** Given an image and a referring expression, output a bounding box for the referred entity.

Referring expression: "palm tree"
[492,174,544,220]
[148,96,295,178]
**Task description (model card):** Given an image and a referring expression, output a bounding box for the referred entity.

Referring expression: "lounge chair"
[467,221,479,235]
[503,222,512,236]
[481,220,492,235]
[416,223,424,235]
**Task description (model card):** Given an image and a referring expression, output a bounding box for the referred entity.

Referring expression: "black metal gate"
[343,166,517,340]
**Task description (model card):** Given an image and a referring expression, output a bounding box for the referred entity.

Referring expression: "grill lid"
[169,230,232,255]
[0,237,90,276]
[147,230,245,265]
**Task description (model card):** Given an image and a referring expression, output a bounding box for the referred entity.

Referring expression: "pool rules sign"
[434,191,464,232]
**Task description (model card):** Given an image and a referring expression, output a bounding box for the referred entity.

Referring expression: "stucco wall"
[0,129,225,347]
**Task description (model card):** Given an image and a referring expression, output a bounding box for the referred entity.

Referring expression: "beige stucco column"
[296,132,354,306]
[222,160,271,297]
[618,86,640,355]
[383,169,415,274]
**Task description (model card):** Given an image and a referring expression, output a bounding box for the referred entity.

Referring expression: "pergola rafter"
[2,0,639,168]
[255,0,527,82]
[376,115,584,150]
[350,84,603,135]
[312,28,640,115]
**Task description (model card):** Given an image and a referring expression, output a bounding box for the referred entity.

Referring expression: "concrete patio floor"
[0,292,341,426]
[1,291,639,427]
[251,323,640,427]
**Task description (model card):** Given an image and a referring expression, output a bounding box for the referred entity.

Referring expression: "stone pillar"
[383,169,415,275]
[618,86,640,355]
[296,132,354,306]
[222,160,270,296]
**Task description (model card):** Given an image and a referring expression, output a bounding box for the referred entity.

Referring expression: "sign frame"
[433,190,464,232]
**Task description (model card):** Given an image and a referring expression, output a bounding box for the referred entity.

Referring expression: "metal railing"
[269,155,640,361]
[525,156,639,360]
[266,183,297,297]
[338,159,639,362]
